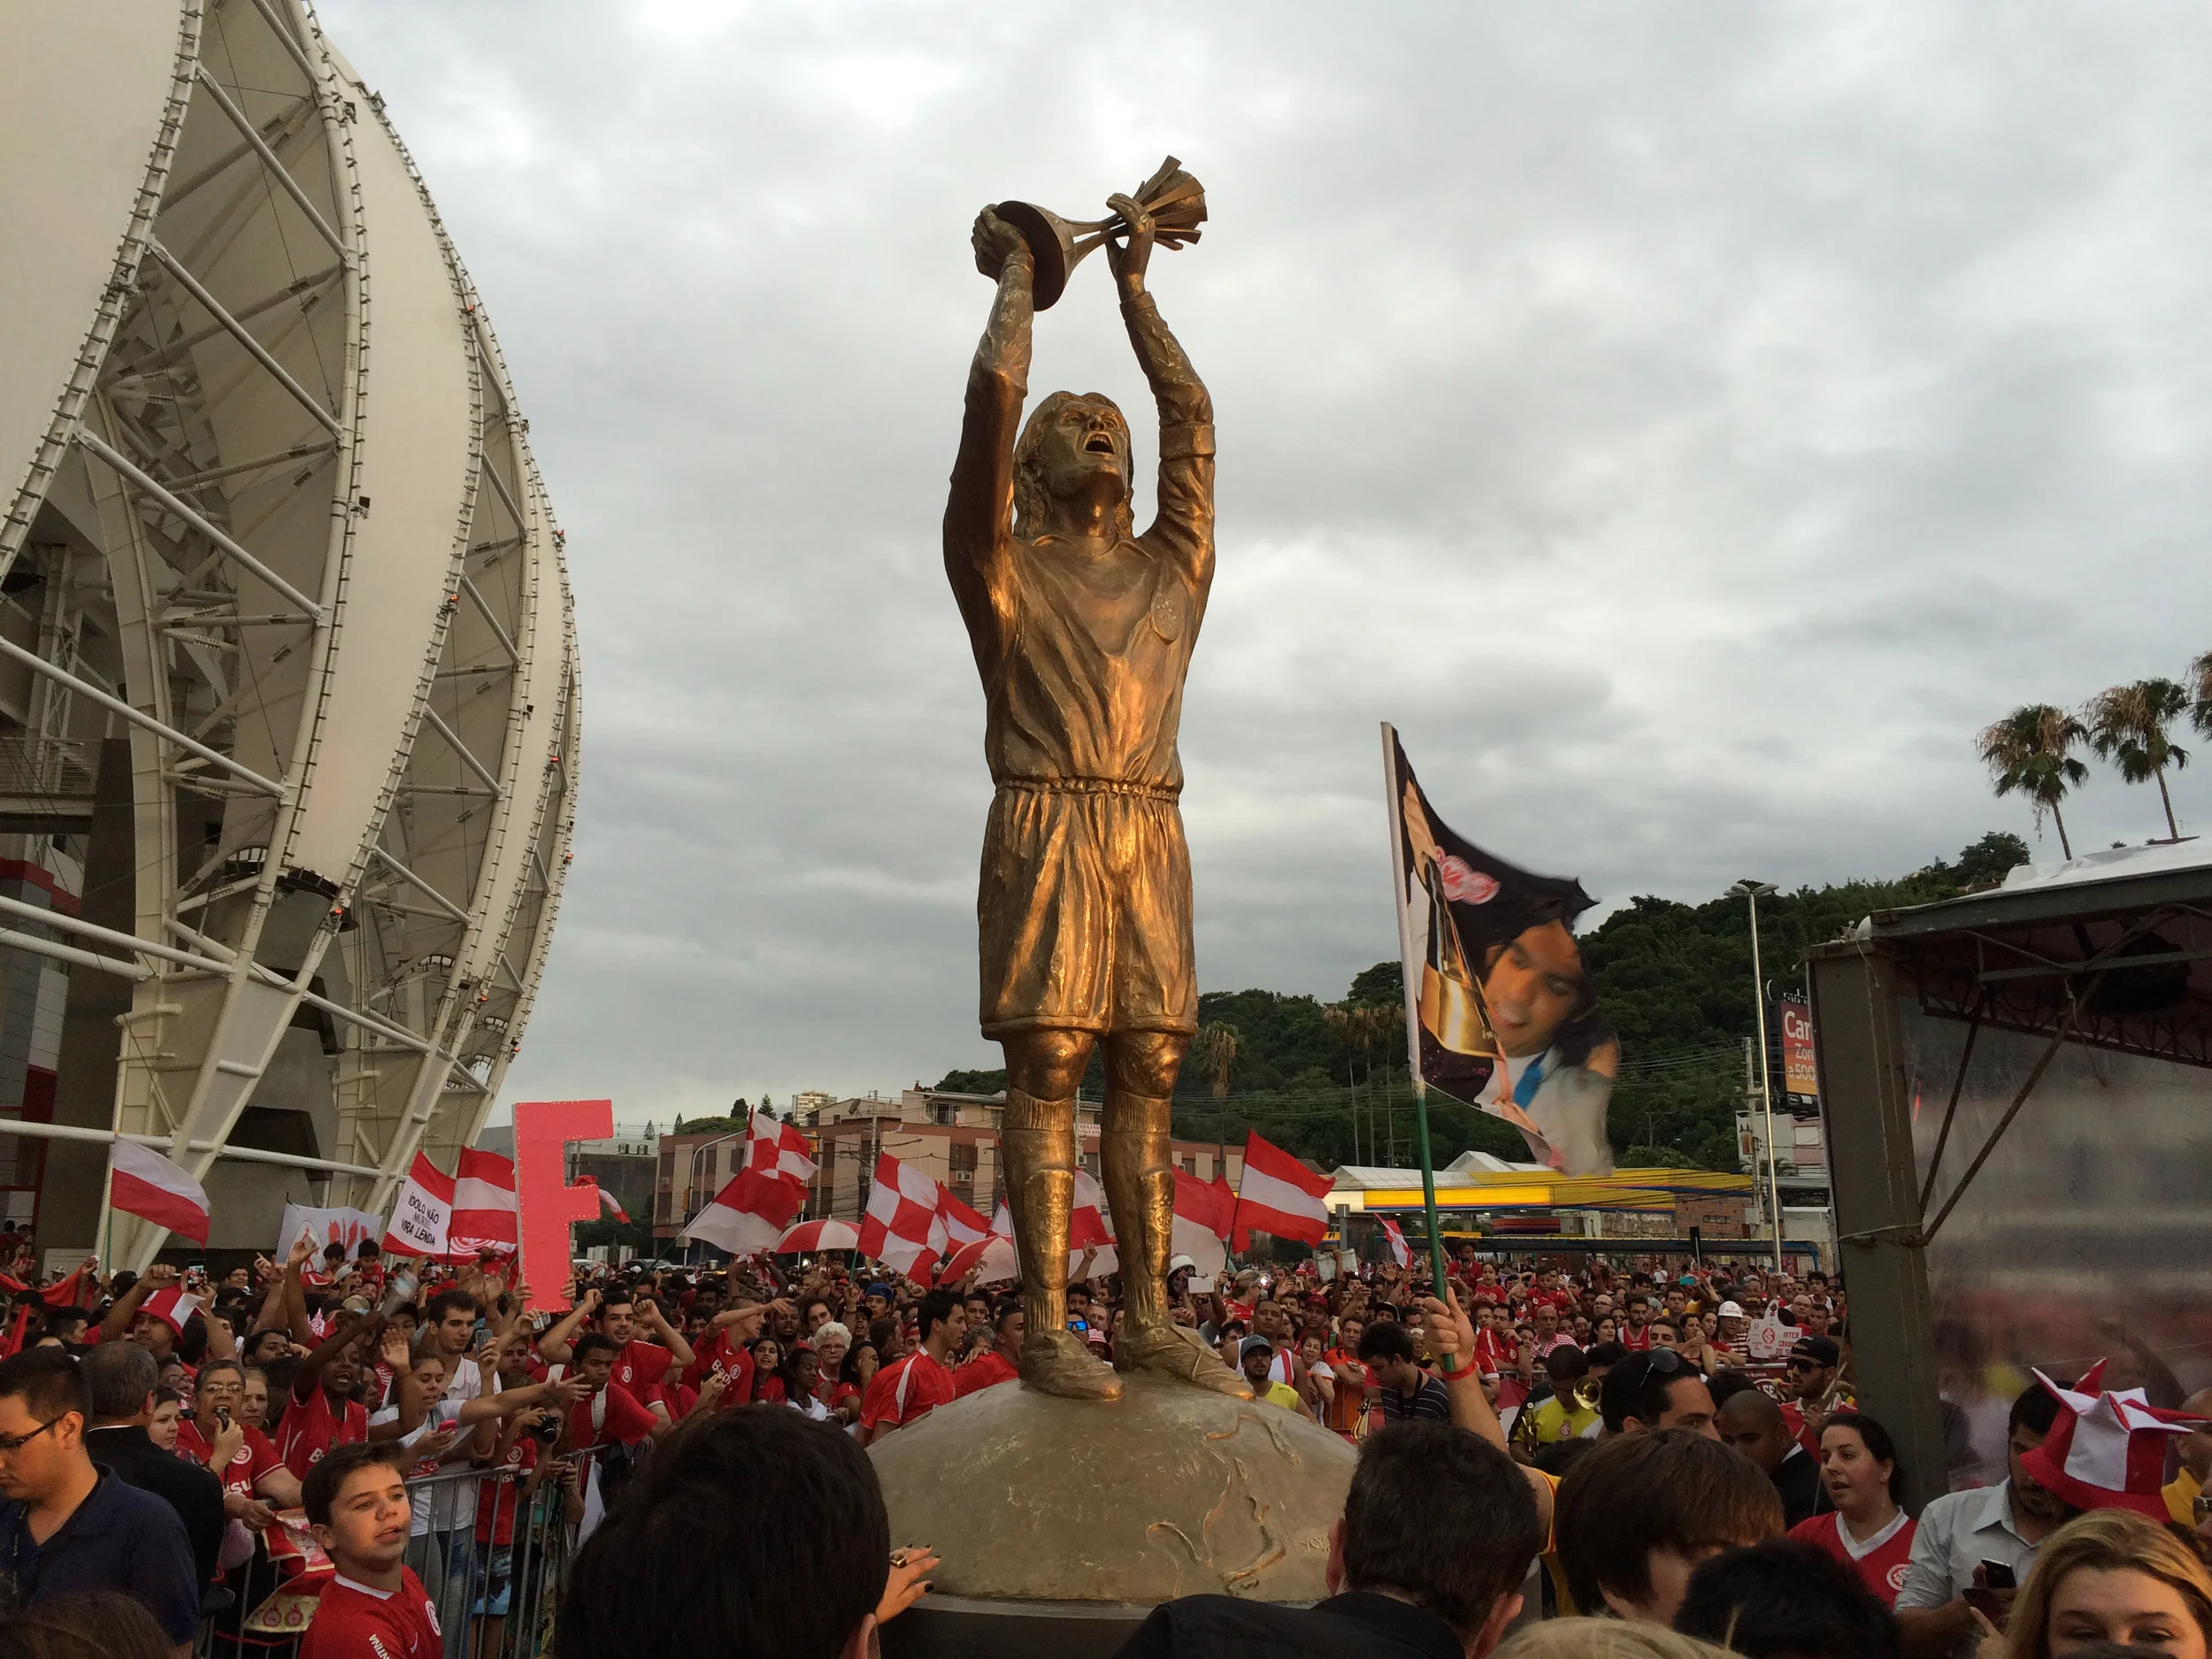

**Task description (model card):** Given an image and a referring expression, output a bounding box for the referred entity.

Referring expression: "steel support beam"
[0,1118,380,1180]
[143,241,342,435]
[419,707,503,796]
[368,846,472,926]
[73,428,325,619]
[191,66,347,259]
[1807,941,1949,1514]
[0,632,283,795]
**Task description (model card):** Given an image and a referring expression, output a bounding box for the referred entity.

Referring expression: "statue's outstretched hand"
[972,208,1029,280]
[1105,193,1155,293]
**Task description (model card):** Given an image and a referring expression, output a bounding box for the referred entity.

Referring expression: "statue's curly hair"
[1013,390,1135,540]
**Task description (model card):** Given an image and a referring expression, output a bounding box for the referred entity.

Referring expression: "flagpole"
[1381,723,1448,1294]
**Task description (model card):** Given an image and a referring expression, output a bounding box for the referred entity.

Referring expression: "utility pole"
[1730,879,1786,1271]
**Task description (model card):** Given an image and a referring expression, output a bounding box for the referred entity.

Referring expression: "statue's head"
[1014,391,1134,539]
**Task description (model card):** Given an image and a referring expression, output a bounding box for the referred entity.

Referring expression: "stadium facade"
[0,0,578,1267]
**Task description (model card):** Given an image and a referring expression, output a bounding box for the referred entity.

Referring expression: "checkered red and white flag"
[856,1154,946,1278]
[747,1112,818,1187]
[684,1167,804,1256]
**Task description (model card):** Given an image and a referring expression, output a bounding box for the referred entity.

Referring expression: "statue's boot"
[1115,1317,1251,1399]
[1004,1087,1124,1402]
[1104,1089,1249,1399]
[1018,1325,1124,1401]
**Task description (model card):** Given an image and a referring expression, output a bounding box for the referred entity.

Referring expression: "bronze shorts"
[977,780,1196,1038]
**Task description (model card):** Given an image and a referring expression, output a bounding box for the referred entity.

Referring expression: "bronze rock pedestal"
[871,1374,1356,1658]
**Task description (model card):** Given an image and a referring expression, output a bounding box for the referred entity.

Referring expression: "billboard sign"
[1778,1000,1817,1099]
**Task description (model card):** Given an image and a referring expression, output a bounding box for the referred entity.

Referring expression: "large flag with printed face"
[1383,726,1618,1176]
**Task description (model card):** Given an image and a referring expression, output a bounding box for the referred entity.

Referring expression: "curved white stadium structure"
[0,0,577,1266]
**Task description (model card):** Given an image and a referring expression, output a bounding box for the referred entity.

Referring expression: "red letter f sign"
[512,1099,612,1315]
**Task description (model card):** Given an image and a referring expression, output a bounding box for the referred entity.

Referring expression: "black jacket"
[82,1425,226,1601]
[1773,1443,1830,1531]
[1112,1590,1463,1659]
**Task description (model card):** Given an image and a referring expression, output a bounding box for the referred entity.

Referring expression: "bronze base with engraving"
[871,1371,1356,1655]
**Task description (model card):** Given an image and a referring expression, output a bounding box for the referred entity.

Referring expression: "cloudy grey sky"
[315,1,2212,1122]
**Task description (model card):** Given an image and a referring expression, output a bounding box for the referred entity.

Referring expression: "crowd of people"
[0,1232,2200,1659]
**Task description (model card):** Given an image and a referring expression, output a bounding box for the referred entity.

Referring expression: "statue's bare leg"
[1001,1028,1123,1400]
[1101,1032,1250,1398]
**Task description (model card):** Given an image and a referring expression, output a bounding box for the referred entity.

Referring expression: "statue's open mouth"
[1084,433,1117,454]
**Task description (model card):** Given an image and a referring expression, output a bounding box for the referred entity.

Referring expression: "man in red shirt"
[301,1443,442,1658]
[560,1333,664,1453]
[537,1285,697,1418]
[954,1304,1023,1398]
[678,1294,794,1408]
[278,1304,380,1480]
[1618,1295,1655,1352]
[858,1289,966,1444]
[1319,1315,1373,1442]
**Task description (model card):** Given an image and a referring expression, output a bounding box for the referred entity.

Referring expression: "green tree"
[1978,703,2091,858]
[1951,830,2032,887]
[2085,678,2192,841]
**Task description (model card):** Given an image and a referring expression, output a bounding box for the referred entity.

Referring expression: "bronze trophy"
[993,156,1207,310]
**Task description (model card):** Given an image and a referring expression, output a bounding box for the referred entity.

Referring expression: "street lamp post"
[1729,879,1785,1271]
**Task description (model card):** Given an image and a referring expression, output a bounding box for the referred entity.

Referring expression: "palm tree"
[2084,678,2192,841]
[1977,704,2090,859]
[2187,650,2212,738]
[1193,1022,1240,1100]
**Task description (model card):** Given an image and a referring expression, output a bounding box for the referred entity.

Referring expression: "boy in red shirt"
[300,1442,442,1658]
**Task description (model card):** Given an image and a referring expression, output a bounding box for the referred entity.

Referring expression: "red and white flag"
[856,1154,944,1278]
[931,1187,993,1253]
[383,1152,455,1259]
[936,1204,1019,1286]
[382,1147,520,1261]
[139,1282,207,1336]
[448,1148,519,1258]
[108,1141,210,1245]
[1171,1171,1234,1280]
[747,1112,818,1186]
[1380,1216,1412,1269]
[1235,1131,1334,1248]
[684,1167,804,1256]
[593,1184,630,1226]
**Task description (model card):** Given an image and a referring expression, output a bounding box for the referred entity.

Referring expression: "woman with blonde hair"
[2002,1508,2212,1659]
[1494,1617,1734,1659]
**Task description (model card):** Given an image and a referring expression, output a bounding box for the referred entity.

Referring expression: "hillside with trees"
[934,831,2029,1172]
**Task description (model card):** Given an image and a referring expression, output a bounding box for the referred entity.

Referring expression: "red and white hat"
[2019,1361,2208,1518]
[137,1284,206,1338]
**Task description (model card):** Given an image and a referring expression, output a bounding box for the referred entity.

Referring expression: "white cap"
[1719,1301,1745,1317]
[1168,1254,1197,1274]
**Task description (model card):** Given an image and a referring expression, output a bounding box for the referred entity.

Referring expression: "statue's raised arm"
[942,208,1035,686]
[1106,191,1214,595]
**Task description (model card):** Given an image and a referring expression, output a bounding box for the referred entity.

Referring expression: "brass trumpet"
[995,157,1207,310]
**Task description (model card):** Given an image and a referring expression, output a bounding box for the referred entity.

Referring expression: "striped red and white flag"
[684,1167,804,1256]
[448,1148,519,1258]
[1380,1216,1412,1269]
[1235,1131,1334,1248]
[594,1184,630,1226]
[108,1141,210,1245]
[1171,1171,1233,1280]
[856,1154,943,1278]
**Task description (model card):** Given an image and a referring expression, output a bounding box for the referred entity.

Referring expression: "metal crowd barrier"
[195,1448,610,1659]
